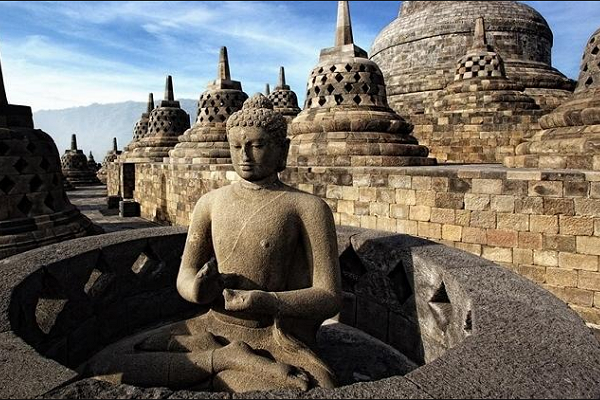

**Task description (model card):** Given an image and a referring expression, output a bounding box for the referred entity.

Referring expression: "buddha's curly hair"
[226,93,287,143]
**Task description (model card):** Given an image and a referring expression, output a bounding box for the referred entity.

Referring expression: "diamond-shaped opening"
[361,83,370,93]
[326,84,335,94]
[215,94,221,100]
[311,77,317,84]
[314,86,321,95]
[218,114,226,122]
[0,176,15,194]
[430,282,450,303]
[13,158,28,173]
[17,195,33,216]
[344,82,353,92]
[344,64,352,72]
[320,75,328,84]
[352,95,362,105]
[318,97,327,106]
[329,65,337,72]
[429,281,452,331]
[36,297,68,335]
[388,262,413,304]
[592,46,599,55]
[591,36,596,44]
[208,115,214,122]
[29,175,43,192]
[359,64,366,72]
[353,72,361,82]
[339,246,367,292]
[464,310,472,333]
[306,98,313,107]
[334,94,344,105]
[334,73,344,83]
[318,67,324,74]
[225,107,232,114]
[224,94,230,100]
[585,76,594,87]
[44,193,55,211]
[26,141,36,153]
[0,141,9,156]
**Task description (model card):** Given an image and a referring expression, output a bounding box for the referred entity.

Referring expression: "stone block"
[596,219,600,237]
[377,188,396,203]
[410,205,431,222]
[376,217,397,232]
[442,224,462,242]
[418,222,442,239]
[359,187,377,202]
[434,192,464,209]
[298,183,314,194]
[395,189,416,206]
[497,213,529,231]
[462,227,487,244]
[490,195,515,213]
[577,236,600,256]
[354,201,370,216]
[591,183,600,199]
[397,219,418,235]
[472,179,503,194]
[390,204,409,219]
[516,197,544,214]
[546,268,578,287]
[482,246,512,263]
[518,265,546,284]
[529,215,559,234]
[464,193,490,211]
[544,198,575,216]
[432,177,449,192]
[430,208,455,224]
[340,213,361,228]
[534,250,558,267]
[571,305,600,325]
[470,211,496,229]
[327,185,344,199]
[545,286,594,307]
[455,210,471,226]
[119,200,140,217]
[107,196,121,209]
[559,216,594,236]
[416,191,437,207]
[579,271,600,291]
[574,199,600,217]
[564,181,589,198]
[388,175,412,189]
[342,186,360,201]
[486,229,518,248]
[558,253,599,271]
[513,248,534,265]
[337,200,355,215]
[412,176,432,191]
[360,215,378,230]
[529,181,563,197]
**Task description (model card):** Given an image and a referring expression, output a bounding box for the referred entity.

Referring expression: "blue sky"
[0,1,598,111]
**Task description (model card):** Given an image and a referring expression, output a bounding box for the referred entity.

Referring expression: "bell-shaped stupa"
[168,47,248,164]
[268,66,301,123]
[429,18,543,163]
[289,1,434,167]
[508,27,600,170]
[87,151,99,172]
[130,77,190,162]
[97,138,121,184]
[0,52,100,259]
[121,93,154,159]
[60,134,101,185]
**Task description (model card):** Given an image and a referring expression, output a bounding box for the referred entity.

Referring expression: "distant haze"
[33,99,198,161]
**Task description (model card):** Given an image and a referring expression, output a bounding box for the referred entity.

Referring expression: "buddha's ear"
[278,138,291,172]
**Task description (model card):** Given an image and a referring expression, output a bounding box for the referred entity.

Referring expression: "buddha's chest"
[210,199,301,289]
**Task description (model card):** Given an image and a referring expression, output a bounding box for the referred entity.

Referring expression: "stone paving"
[67,185,159,233]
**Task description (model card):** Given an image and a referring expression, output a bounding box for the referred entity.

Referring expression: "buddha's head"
[226,93,289,182]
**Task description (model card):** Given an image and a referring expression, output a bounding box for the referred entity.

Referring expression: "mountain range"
[33,99,198,162]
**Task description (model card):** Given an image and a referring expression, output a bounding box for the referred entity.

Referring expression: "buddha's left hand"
[223,289,278,315]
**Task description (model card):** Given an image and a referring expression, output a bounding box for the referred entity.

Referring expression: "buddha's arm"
[224,199,342,321]
[176,197,219,305]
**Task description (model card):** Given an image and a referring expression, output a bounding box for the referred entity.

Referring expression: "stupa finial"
[164,76,174,102]
[335,1,354,47]
[278,66,286,87]
[146,93,154,113]
[218,46,231,81]
[0,55,6,105]
[473,17,487,49]
[113,137,118,152]
[265,83,270,96]
[71,134,78,151]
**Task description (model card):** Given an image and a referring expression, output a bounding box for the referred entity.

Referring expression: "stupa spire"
[218,46,231,81]
[0,55,6,105]
[164,76,174,102]
[335,1,354,47]
[473,17,487,49]
[265,83,270,96]
[71,134,78,151]
[113,137,118,152]
[146,93,154,113]
[278,66,286,87]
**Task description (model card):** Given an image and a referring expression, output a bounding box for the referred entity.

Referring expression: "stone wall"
[109,162,600,325]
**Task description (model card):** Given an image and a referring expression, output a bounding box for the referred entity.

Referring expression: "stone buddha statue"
[81,93,342,393]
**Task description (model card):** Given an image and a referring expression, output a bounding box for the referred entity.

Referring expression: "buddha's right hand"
[193,257,224,304]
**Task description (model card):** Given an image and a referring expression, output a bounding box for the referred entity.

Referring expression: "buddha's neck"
[239,175,282,191]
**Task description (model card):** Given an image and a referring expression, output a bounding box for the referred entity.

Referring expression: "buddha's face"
[229,126,289,182]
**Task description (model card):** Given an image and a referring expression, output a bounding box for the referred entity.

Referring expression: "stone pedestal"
[119,200,140,217]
